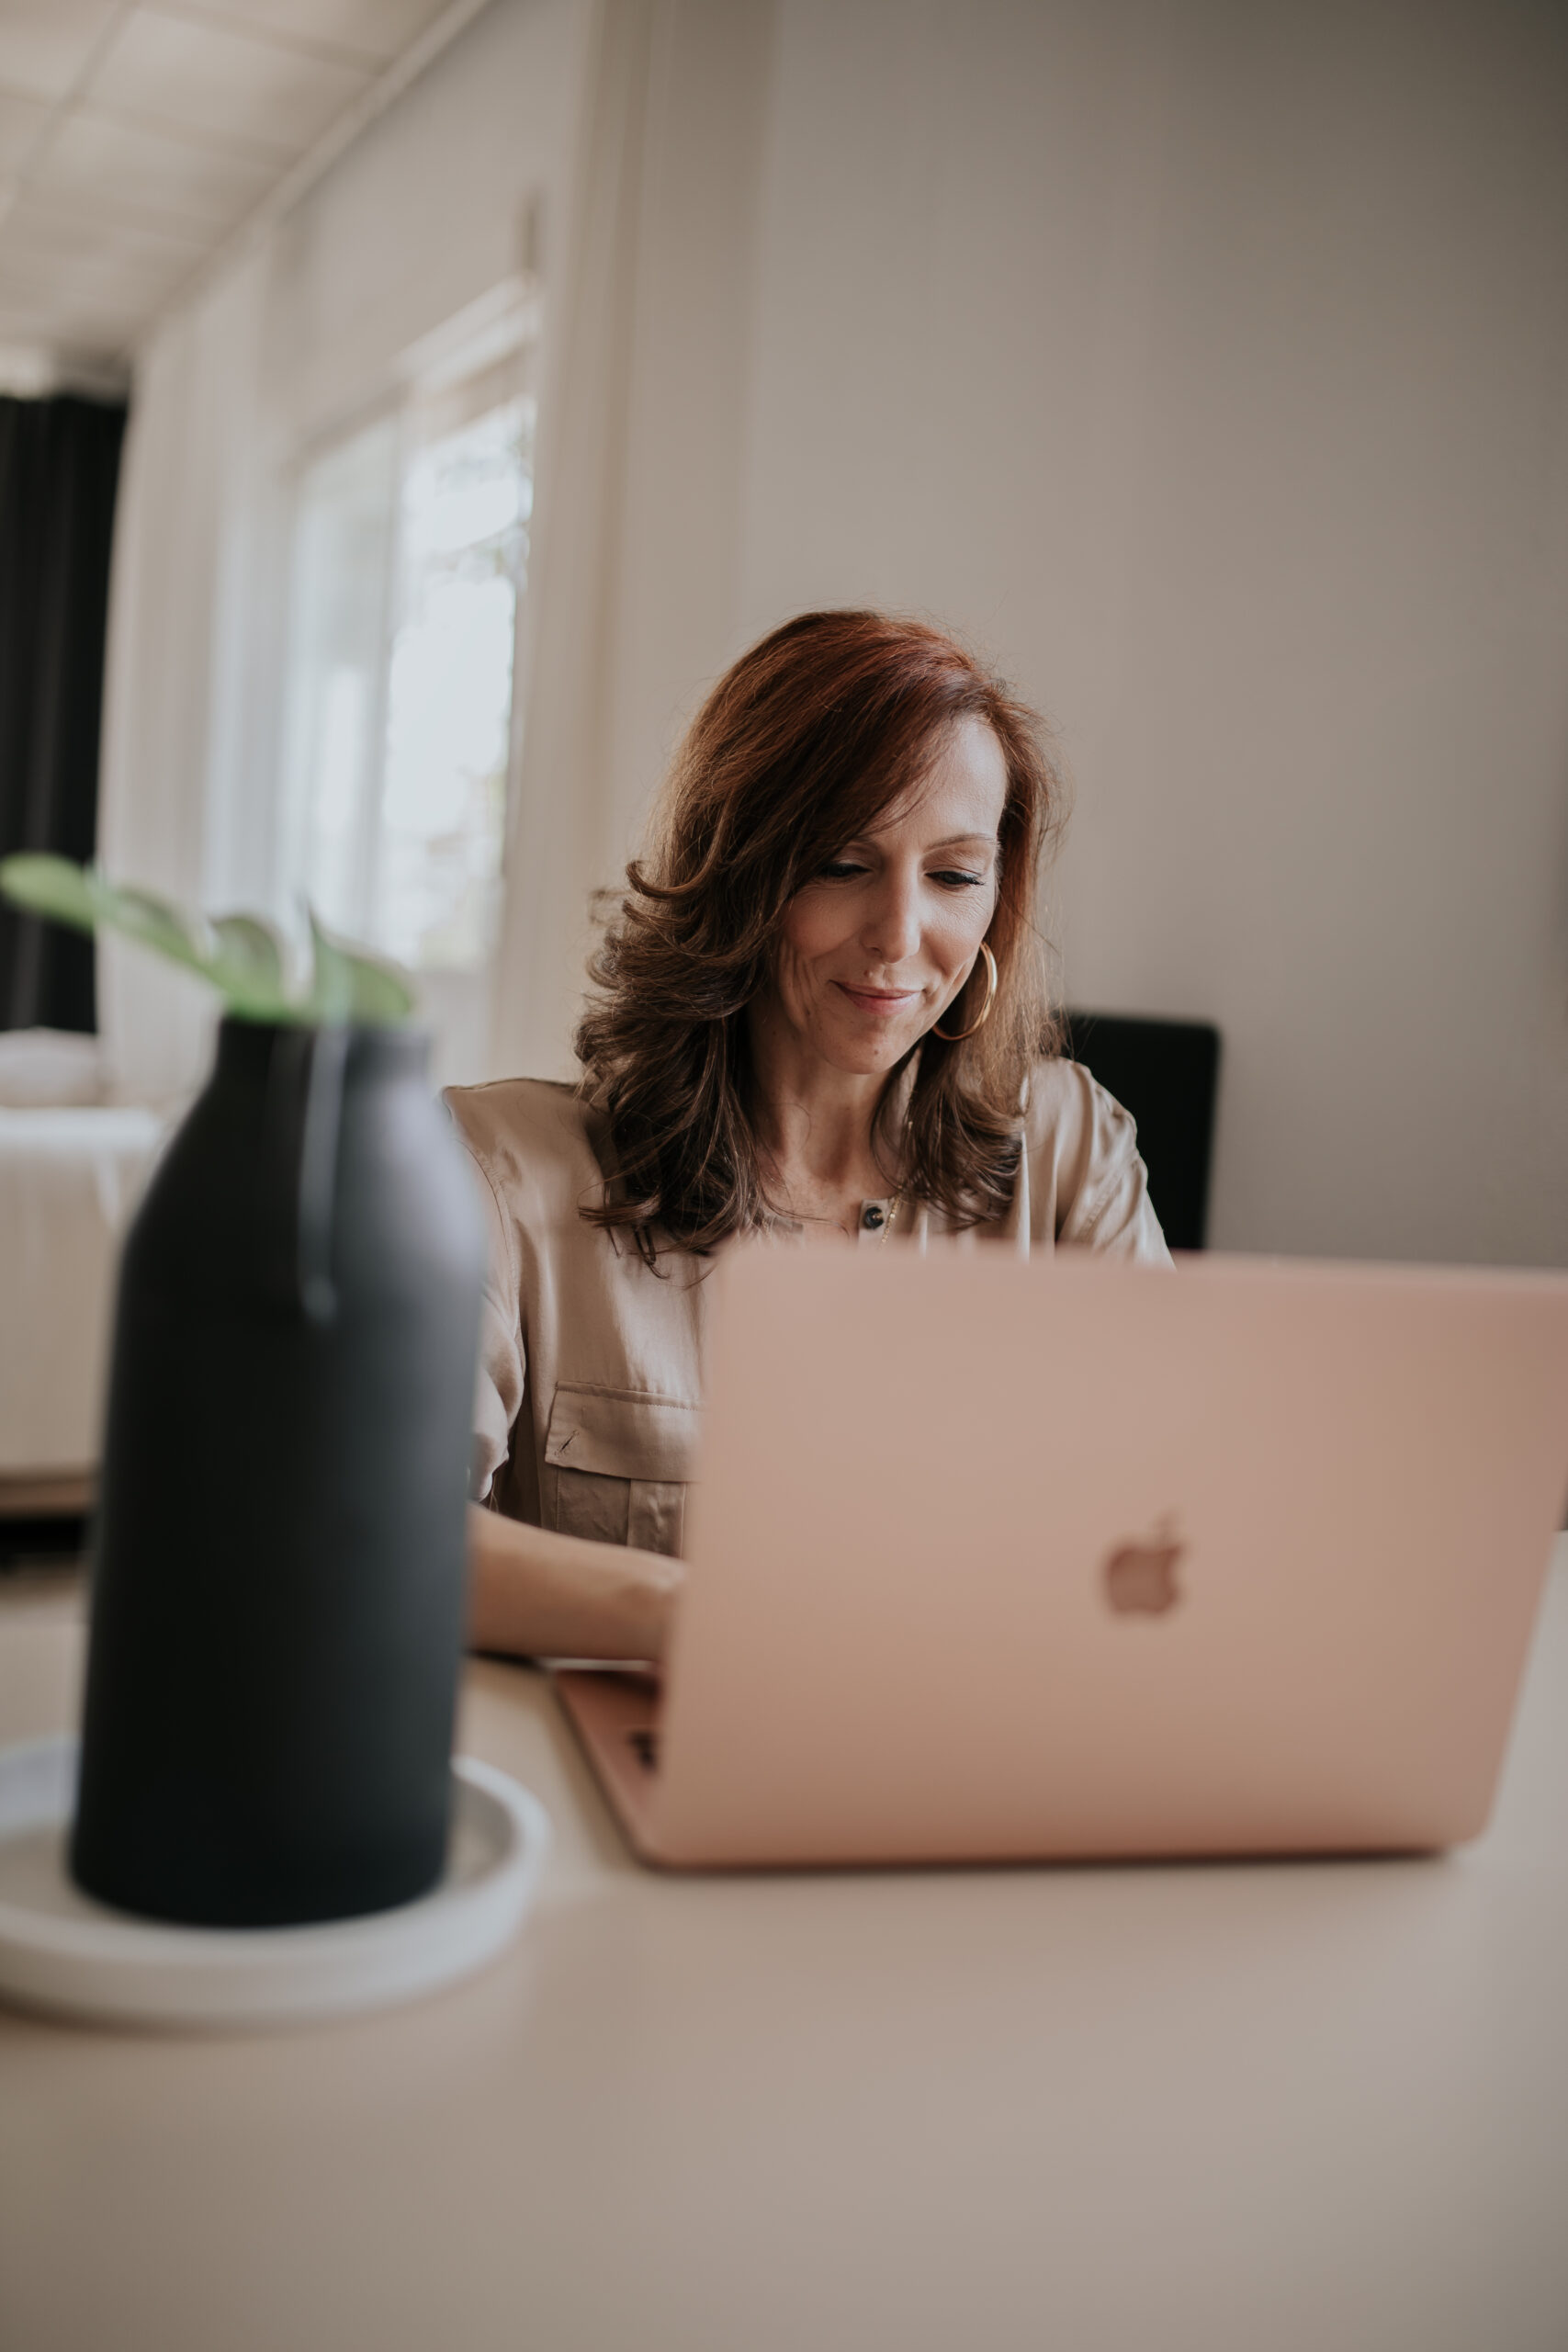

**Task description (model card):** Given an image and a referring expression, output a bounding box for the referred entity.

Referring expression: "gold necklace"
[855,1190,902,1243]
[782,1182,903,1244]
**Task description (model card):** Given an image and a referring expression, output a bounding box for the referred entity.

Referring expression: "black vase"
[70,1017,484,1928]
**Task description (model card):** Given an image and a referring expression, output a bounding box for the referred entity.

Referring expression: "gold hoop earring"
[933,941,998,1042]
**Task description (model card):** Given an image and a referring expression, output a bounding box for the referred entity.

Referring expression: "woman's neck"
[747,999,901,1225]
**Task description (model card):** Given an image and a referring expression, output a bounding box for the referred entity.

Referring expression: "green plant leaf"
[305,913,415,1027]
[0,852,102,932]
[209,913,284,983]
[1,857,214,977]
[208,913,293,1019]
[1,855,415,1027]
[98,882,214,978]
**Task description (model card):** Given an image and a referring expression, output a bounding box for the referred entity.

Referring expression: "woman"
[450,611,1169,1661]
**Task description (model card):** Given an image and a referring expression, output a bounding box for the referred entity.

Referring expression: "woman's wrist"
[466,1502,682,1662]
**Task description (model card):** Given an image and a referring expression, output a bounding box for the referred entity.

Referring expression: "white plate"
[0,1737,550,2031]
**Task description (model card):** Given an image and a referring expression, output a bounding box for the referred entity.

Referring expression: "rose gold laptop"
[554,1248,1568,1867]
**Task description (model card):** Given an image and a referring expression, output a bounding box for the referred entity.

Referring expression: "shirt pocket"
[541,1383,701,1557]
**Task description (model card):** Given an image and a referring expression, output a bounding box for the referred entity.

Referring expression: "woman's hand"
[465,1502,683,1664]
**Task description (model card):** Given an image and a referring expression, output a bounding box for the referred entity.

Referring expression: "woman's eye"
[930,868,985,890]
[818,860,869,881]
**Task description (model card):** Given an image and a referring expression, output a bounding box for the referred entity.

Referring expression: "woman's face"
[766,715,1009,1080]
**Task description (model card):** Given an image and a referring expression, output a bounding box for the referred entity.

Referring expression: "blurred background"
[0,0,1564,1323]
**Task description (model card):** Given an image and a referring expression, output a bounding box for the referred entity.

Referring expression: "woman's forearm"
[466,1502,682,1662]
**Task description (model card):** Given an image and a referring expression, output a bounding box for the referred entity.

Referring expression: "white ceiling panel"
[5,184,212,259]
[0,0,493,377]
[0,190,209,277]
[0,85,53,176]
[8,298,144,353]
[0,313,123,370]
[0,207,98,273]
[190,0,457,69]
[34,106,276,226]
[0,1,120,105]
[0,234,189,318]
[89,8,371,158]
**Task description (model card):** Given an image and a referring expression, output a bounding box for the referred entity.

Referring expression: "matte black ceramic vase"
[70,1017,484,1927]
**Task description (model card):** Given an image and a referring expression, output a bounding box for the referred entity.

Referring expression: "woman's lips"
[833,982,921,1016]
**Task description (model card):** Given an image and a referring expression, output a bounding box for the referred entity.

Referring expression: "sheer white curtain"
[96,251,273,1104]
[94,0,582,1102]
[95,0,771,1102]
[489,0,655,1082]
[491,0,775,1080]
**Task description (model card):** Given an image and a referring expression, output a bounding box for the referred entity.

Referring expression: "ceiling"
[0,0,474,394]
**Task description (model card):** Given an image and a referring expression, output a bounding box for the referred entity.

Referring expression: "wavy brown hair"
[574,610,1066,1260]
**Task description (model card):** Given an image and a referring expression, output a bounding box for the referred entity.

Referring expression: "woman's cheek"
[938,904,987,974]
[961,884,999,955]
[772,941,822,1032]
[783,889,845,966]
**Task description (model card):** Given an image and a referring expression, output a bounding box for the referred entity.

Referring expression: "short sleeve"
[456,1133,525,1502]
[1026,1059,1174,1265]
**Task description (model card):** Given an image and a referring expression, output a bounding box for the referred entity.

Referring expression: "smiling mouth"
[833,983,921,1015]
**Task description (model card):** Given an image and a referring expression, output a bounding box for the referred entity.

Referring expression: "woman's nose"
[860,872,922,966]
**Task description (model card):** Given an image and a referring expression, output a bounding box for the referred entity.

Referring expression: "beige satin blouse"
[446,1058,1171,1557]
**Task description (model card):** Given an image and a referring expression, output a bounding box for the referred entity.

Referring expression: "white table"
[3,1548,1566,2352]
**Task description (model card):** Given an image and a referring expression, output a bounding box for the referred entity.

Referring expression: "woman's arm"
[466,1503,682,1663]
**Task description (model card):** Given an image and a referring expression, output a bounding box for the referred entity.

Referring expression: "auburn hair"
[574,609,1066,1261]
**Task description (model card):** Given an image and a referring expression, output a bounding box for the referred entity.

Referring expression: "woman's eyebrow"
[851,827,998,853]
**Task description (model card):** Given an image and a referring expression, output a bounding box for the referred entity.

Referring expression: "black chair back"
[1061,1012,1222,1251]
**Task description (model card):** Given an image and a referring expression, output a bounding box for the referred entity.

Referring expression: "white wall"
[595,0,1568,1265]
[102,0,1568,1266]
[491,0,775,1080]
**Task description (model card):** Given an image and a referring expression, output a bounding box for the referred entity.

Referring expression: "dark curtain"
[0,392,129,1033]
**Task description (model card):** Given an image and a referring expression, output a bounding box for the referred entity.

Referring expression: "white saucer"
[0,1737,551,2031]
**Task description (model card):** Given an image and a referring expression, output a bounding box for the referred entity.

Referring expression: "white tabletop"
[3,1545,1566,2352]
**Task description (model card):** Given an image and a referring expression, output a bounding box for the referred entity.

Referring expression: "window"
[278,307,536,1079]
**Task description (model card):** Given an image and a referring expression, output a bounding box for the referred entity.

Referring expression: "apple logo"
[1102,1516,1185,1616]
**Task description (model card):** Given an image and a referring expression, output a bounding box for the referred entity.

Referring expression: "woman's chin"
[813,1023,922,1078]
